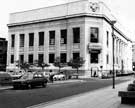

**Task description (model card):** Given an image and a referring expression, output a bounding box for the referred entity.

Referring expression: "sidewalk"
[28,80,135,108]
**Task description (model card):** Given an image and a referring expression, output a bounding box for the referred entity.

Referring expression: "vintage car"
[12,72,48,89]
[53,73,66,80]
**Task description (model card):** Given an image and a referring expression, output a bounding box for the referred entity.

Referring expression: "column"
[14,32,20,62]
[24,32,29,62]
[55,28,60,57]
[117,39,120,67]
[7,33,12,67]
[114,37,117,65]
[67,27,73,62]
[44,30,49,63]
[34,31,38,61]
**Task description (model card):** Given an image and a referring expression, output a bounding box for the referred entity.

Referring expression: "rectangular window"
[90,27,99,43]
[73,52,80,60]
[20,34,25,47]
[61,29,67,44]
[73,27,80,43]
[11,55,14,63]
[107,31,109,47]
[11,34,15,47]
[60,53,67,63]
[0,41,3,46]
[29,33,34,46]
[49,53,55,63]
[106,54,109,64]
[19,55,24,63]
[49,31,55,45]
[38,54,44,63]
[91,52,98,63]
[28,54,33,64]
[39,32,44,46]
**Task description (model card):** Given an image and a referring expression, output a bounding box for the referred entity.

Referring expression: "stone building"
[7,0,132,76]
[132,42,135,71]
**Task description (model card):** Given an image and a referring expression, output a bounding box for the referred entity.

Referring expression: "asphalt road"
[0,77,132,108]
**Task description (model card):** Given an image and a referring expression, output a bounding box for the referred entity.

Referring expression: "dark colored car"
[12,72,48,89]
[0,72,12,85]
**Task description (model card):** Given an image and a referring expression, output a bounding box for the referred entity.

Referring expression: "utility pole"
[111,20,116,89]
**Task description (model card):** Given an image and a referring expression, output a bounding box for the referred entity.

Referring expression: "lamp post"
[111,20,116,89]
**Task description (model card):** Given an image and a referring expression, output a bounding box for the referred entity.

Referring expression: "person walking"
[49,70,54,83]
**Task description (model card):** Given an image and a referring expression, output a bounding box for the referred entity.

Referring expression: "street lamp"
[111,20,116,89]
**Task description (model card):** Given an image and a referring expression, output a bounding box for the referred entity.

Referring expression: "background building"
[0,38,7,71]
[132,42,135,71]
[7,0,132,76]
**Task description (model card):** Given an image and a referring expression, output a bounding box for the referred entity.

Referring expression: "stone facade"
[7,0,132,76]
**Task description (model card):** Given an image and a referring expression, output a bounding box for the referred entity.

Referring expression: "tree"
[54,57,66,73]
[19,62,31,72]
[68,57,85,78]
[33,60,49,70]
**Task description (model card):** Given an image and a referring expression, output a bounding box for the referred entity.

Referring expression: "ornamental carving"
[89,2,99,12]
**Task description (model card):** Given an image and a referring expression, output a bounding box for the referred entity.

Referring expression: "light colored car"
[53,73,66,80]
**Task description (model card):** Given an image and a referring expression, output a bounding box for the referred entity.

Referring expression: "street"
[0,77,132,108]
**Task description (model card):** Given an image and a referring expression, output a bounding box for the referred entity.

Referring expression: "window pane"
[29,33,34,46]
[90,27,98,43]
[73,27,80,43]
[49,31,55,45]
[11,34,15,47]
[39,32,44,46]
[49,53,55,63]
[107,31,109,47]
[28,54,33,64]
[61,29,67,44]
[11,55,14,63]
[106,54,109,64]
[20,34,25,47]
[19,55,24,63]
[73,53,80,60]
[91,52,98,63]
[38,54,44,63]
[60,53,67,63]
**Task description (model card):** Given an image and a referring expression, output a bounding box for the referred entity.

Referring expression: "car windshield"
[21,73,33,80]
[33,73,43,78]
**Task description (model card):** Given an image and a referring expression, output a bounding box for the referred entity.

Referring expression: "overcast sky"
[1,0,135,41]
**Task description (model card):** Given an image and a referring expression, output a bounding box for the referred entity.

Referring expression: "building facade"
[0,38,7,71]
[7,0,132,76]
[132,42,135,71]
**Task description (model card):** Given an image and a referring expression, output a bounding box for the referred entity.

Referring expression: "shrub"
[127,83,135,91]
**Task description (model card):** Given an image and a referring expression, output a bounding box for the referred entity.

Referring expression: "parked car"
[8,71,24,80]
[0,72,12,85]
[12,72,48,89]
[53,73,66,80]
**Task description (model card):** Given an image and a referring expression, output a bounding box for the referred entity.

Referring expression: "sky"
[0,0,135,41]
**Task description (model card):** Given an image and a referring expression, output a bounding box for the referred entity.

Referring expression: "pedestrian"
[94,71,96,77]
[49,70,54,83]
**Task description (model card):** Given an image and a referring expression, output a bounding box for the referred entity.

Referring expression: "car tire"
[62,77,65,80]
[13,85,18,89]
[53,78,57,81]
[27,84,32,89]
[42,82,47,88]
